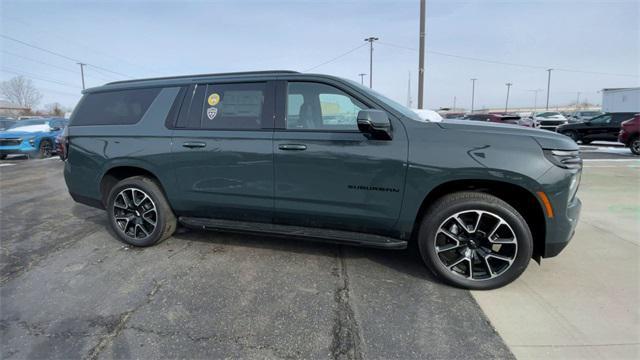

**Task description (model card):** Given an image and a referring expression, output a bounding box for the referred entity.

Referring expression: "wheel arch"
[100,165,167,207]
[412,179,547,260]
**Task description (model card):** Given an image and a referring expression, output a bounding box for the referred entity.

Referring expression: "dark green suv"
[64,71,582,289]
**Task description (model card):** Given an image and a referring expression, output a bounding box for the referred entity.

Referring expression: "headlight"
[544,149,582,169]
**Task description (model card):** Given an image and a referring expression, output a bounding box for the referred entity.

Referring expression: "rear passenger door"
[169,81,275,223]
[272,81,407,235]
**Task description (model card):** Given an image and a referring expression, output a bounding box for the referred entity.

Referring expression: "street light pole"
[77,62,86,90]
[417,0,426,109]
[505,82,512,113]
[364,37,379,88]
[470,78,477,113]
[453,96,456,111]
[576,92,581,110]
[358,73,367,85]
[545,68,553,110]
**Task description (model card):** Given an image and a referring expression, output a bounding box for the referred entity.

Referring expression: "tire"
[581,139,592,145]
[629,136,640,156]
[0,154,6,160]
[417,192,533,290]
[106,176,177,247]
[34,139,53,159]
[562,130,579,142]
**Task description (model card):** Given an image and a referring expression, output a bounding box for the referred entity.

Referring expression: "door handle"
[182,141,206,148]
[278,144,307,151]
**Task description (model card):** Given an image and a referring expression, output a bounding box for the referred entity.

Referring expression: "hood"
[0,125,49,137]
[438,119,578,150]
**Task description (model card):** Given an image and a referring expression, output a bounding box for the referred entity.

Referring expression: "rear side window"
[73,88,161,125]
[201,83,266,130]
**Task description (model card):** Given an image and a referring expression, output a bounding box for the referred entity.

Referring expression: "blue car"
[0,118,68,159]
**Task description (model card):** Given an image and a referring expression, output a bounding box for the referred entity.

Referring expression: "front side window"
[590,114,611,125]
[286,82,366,130]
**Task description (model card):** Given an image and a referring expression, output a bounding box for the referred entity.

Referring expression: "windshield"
[343,79,423,121]
[536,112,561,118]
[8,119,50,129]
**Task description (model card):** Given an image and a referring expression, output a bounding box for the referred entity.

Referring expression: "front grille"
[0,138,21,146]
[539,120,565,126]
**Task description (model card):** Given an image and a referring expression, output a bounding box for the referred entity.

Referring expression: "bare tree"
[0,76,43,112]
[44,102,66,116]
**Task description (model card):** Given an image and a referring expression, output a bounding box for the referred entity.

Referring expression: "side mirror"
[357,109,392,140]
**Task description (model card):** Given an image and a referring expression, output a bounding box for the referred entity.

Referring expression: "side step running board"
[179,217,408,250]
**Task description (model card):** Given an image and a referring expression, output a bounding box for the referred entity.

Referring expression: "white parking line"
[0,163,16,167]
[583,159,640,162]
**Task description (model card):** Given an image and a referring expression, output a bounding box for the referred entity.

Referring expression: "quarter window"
[286,82,366,130]
[72,88,161,126]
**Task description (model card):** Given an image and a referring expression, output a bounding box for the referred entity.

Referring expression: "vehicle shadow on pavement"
[170,227,440,284]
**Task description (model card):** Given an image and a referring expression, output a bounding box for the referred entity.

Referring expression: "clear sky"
[1,0,638,111]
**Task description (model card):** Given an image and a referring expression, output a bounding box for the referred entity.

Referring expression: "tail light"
[60,126,69,160]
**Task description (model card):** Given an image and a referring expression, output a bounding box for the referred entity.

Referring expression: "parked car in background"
[64,70,582,290]
[56,125,69,160]
[0,118,68,159]
[442,112,466,120]
[533,112,568,131]
[412,109,443,122]
[618,114,640,155]
[0,117,16,131]
[462,113,532,127]
[569,110,603,123]
[557,112,636,144]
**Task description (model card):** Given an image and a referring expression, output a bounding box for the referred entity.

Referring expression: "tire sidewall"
[418,197,533,290]
[107,178,167,247]
[630,137,640,155]
[34,139,52,159]
[564,131,578,142]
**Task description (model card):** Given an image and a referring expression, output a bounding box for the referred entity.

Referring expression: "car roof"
[86,70,305,93]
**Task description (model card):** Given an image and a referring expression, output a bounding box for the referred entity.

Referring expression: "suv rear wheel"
[418,192,533,290]
[106,176,177,247]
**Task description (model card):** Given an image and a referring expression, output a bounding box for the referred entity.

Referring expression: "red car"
[618,114,640,155]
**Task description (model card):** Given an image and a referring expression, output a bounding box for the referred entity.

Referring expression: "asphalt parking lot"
[1,145,638,359]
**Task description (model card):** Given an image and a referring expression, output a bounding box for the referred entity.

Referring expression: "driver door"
[272,80,408,235]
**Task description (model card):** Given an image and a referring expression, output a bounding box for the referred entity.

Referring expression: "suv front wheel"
[418,192,533,290]
[107,176,177,247]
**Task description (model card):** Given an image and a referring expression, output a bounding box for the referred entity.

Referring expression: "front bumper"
[544,196,581,257]
[0,143,37,156]
[537,163,582,258]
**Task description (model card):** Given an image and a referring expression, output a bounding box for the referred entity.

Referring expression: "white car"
[411,109,443,122]
[533,112,568,131]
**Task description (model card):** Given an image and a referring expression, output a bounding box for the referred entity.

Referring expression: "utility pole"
[527,89,542,115]
[504,82,512,113]
[453,96,456,111]
[364,37,379,88]
[470,78,477,113]
[358,73,367,85]
[545,68,552,110]
[575,92,581,110]
[407,71,413,108]
[417,0,426,109]
[77,62,86,90]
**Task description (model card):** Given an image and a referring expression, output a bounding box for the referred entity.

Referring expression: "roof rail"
[106,70,300,85]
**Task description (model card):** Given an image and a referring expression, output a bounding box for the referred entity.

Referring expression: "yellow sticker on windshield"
[207,93,220,106]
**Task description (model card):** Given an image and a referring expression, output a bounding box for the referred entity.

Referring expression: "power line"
[0,68,80,89]
[4,16,163,76]
[304,43,368,72]
[1,50,114,82]
[0,34,131,79]
[377,41,639,78]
